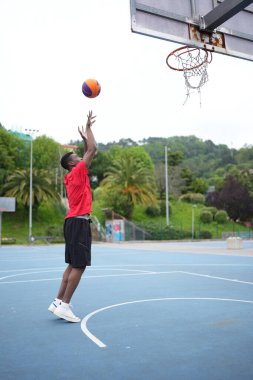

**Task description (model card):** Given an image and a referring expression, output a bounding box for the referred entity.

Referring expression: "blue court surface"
[1,240,253,380]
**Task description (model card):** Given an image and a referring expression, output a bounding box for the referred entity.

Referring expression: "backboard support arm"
[200,0,253,31]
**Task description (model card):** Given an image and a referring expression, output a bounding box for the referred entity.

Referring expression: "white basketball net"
[167,46,212,106]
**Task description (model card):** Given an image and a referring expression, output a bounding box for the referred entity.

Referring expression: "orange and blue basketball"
[82,79,101,98]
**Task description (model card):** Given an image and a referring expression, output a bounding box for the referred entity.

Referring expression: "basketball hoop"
[166,45,212,106]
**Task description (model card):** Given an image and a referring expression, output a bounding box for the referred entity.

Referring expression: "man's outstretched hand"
[78,110,96,139]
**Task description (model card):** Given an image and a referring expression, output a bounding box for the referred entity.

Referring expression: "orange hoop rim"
[166,45,212,72]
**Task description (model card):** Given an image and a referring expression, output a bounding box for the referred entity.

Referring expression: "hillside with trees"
[1,123,253,242]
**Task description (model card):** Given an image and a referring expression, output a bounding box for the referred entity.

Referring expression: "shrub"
[200,210,212,224]
[137,221,190,240]
[215,210,228,224]
[204,207,218,218]
[199,230,212,239]
[145,205,161,217]
[92,200,106,225]
[179,193,205,204]
[93,187,104,201]
[46,225,63,236]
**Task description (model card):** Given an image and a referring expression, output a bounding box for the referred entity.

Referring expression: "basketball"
[82,79,101,98]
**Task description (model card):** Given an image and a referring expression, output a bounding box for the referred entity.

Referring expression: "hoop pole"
[165,146,169,226]
[29,138,33,243]
[0,212,2,247]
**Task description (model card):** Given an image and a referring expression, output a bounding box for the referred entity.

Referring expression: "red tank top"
[64,160,92,219]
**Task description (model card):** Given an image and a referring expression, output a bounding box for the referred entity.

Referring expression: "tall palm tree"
[101,155,157,217]
[2,169,61,208]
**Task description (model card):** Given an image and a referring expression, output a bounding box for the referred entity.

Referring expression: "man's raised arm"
[78,110,97,168]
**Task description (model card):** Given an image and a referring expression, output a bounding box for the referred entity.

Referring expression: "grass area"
[131,201,251,239]
[1,202,66,245]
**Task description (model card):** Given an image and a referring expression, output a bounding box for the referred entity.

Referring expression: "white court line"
[0,266,151,274]
[0,269,65,281]
[0,257,64,263]
[0,277,62,284]
[1,263,253,274]
[0,266,166,275]
[0,266,65,273]
[0,268,156,281]
[179,271,253,286]
[92,268,156,274]
[90,263,253,268]
[0,271,180,284]
[81,297,253,348]
[1,269,253,285]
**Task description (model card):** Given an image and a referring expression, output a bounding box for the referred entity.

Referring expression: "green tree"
[2,169,61,208]
[235,145,253,164]
[168,151,184,166]
[0,128,29,170]
[0,127,29,188]
[100,153,157,218]
[207,176,224,192]
[181,167,195,193]
[141,137,165,165]
[33,136,61,169]
[191,178,208,194]
[105,145,154,171]
[76,148,111,188]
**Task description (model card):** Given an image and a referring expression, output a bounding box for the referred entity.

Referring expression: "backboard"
[0,197,16,212]
[130,0,253,61]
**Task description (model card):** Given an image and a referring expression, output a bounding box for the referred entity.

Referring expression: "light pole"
[25,129,39,243]
[192,204,197,240]
[165,146,170,226]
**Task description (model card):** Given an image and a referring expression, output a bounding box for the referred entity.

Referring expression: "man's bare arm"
[78,110,97,168]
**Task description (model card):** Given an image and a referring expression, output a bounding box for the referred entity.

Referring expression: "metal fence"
[222,231,253,239]
[124,219,151,241]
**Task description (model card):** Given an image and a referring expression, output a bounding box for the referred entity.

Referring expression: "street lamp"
[25,129,39,243]
[192,204,197,240]
[165,146,170,226]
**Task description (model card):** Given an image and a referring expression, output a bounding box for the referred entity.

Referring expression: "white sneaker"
[48,299,61,313]
[53,303,80,323]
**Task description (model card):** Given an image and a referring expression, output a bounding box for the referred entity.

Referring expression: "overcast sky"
[0,0,252,149]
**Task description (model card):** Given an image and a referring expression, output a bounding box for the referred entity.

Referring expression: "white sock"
[61,302,69,308]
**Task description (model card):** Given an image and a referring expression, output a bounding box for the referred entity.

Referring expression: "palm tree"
[2,169,61,208]
[100,155,157,218]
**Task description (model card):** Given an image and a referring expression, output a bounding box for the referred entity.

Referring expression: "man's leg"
[48,264,73,313]
[53,267,85,322]
[61,267,85,304]
[56,264,73,300]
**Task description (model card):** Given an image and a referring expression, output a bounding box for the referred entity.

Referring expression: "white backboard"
[130,0,253,61]
[0,197,16,212]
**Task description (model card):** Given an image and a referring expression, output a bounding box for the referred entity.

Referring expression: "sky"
[0,0,252,149]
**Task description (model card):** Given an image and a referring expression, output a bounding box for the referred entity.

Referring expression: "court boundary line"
[1,267,253,285]
[81,297,253,348]
[179,270,253,286]
[0,270,180,284]
[1,263,253,275]
[0,268,156,281]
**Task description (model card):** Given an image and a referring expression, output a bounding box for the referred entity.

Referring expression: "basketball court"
[1,241,253,380]
[1,1,253,379]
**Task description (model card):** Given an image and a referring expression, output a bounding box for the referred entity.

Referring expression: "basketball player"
[48,110,97,322]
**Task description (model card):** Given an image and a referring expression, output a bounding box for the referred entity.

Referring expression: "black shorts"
[64,217,92,268]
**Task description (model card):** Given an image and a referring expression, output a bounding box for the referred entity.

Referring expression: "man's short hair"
[60,152,73,170]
